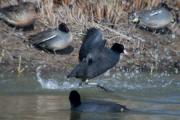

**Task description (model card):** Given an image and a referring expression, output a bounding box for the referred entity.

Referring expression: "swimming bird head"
[58,23,69,33]
[69,90,81,108]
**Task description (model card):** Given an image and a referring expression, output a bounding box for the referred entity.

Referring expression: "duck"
[29,23,73,53]
[67,43,125,82]
[69,90,128,113]
[79,27,106,62]
[128,3,175,33]
[0,1,39,28]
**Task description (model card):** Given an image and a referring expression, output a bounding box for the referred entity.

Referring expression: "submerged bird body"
[0,2,38,27]
[72,100,127,113]
[79,28,106,61]
[69,90,128,113]
[29,23,72,52]
[68,43,124,81]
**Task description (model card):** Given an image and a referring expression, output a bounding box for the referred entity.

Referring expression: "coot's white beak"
[123,49,129,55]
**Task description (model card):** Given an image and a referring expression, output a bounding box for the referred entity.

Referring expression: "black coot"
[67,43,125,81]
[69,90,128,113]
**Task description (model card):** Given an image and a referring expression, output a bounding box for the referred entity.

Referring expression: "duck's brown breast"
[11,11,37,26]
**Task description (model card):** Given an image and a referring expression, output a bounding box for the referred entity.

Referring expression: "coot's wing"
[68,48,120,80]
[79,39,106,61]
[85,48,119,78]
[79,28,105,62]
[67,59,89,81]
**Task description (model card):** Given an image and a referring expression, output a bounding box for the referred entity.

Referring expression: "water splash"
[36,66,80,90]
[36,66,60,89]
[28,66,180,95]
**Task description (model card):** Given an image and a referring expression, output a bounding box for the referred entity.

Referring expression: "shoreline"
[0,22,179,76]
[0,1,179,76]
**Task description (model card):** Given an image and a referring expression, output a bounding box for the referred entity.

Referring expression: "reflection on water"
[0,95,70,120]
[70,112,180,120]
[0,94,179,120]
[0,69,179,120]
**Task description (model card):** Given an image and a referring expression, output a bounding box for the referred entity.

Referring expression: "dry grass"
[0,0,178,26]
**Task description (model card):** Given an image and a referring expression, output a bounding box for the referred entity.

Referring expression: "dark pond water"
[0,67,179,120]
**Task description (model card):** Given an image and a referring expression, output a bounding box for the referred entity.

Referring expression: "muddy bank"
[0,0,179,76]
[0,21,179,75]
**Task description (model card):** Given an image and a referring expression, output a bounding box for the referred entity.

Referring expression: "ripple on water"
[35,66,180,100]
[0,66,179,97]
[96,72,180,97]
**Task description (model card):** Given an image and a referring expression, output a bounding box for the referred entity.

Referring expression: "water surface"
[0,69,179,120]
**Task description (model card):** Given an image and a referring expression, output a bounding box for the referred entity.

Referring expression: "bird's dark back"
[85,48,120,78]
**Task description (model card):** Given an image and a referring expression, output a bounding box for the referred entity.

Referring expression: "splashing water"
[36,66,80,90]
[36,66,60,89]
[35,65,180,96]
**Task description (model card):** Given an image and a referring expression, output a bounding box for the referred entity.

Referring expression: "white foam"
[35,66,80,90]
